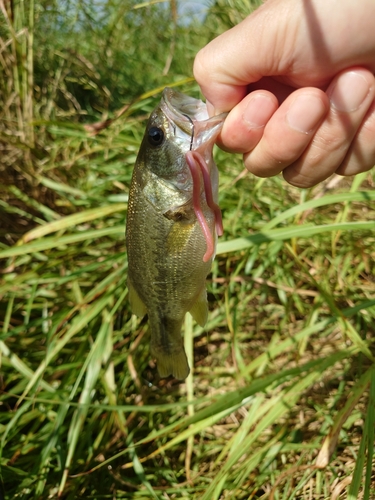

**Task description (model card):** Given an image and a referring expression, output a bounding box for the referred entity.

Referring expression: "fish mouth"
[162,87,209,124]
[161,87,227,151]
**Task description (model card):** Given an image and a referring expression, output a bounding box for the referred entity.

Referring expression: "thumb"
[193,2,292,113]
[195,0,375,114]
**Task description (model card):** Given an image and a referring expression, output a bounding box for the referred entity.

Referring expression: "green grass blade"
[261,190,375,231]
[18,294,113,404]
[217,221,375,255]
[20,203,127,243]
[363,367,375,500]
[0,226,124,260]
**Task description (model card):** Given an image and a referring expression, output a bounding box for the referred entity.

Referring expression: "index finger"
[193,5,286,113]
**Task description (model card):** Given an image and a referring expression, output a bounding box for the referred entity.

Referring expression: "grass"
[1,1,375,499]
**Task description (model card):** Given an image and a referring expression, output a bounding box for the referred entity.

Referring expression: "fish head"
[161,87,226,166]
[136,88,226,191]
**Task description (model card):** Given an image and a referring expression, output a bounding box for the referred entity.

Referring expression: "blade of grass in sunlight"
[19,203,127,243]
[217,220,375,255]
[0,226,123,259]
[90,349,355,474]
[347,366,375,500]
[17,293,114,404]
[59,309,112,493]
[261,190,375,231]
[184,313,195,483]
[316,367,373,469]
[363,368,375,500]
[200,353,357,500]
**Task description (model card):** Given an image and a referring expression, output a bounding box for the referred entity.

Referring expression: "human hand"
[194,0,375,187]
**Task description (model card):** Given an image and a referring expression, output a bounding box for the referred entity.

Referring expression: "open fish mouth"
[161,87,227,152]
[162,87,210,124]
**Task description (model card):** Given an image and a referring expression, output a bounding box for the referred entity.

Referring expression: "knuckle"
[244,150,284,177]
[309,130,346,161]
[192,55,204,82]
[361,102,375,136]
[266,141,295,164]
[283,168,318,188]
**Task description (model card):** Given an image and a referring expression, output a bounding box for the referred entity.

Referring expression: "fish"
[125,87,225,380]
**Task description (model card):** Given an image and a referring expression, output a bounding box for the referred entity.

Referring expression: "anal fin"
[189,287,208,327]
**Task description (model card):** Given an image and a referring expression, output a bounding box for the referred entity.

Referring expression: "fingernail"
[243,94,275,128]
[328,71,370,112]
[286,94,327,133]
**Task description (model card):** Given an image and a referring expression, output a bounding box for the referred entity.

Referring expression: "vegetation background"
[1,0,375,498]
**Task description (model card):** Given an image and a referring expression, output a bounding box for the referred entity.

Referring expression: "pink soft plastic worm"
[189,151,223,237]
[186,151,214,262]
[185,150,223,262]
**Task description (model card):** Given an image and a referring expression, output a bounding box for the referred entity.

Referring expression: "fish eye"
[148,126,164,147]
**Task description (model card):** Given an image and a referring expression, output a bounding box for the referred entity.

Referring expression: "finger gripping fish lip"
[185,150,223,263]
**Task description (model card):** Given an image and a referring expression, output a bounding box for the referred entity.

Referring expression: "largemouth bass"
[125,87,225,380]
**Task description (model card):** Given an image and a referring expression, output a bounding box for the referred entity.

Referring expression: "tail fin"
[149,314,190,380]
[151,345,190,380]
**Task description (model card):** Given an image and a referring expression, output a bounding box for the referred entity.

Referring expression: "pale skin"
[193,0,375,188]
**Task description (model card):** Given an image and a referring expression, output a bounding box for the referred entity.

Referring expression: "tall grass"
[1,1,375,499]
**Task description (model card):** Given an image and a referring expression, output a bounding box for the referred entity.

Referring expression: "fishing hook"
[182,113,194,151]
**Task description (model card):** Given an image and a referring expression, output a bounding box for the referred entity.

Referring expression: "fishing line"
[182,113,194,150]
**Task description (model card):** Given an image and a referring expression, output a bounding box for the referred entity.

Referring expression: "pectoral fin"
[189,287,208,327]
[166,220,195,255]
[128,279,147,318]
